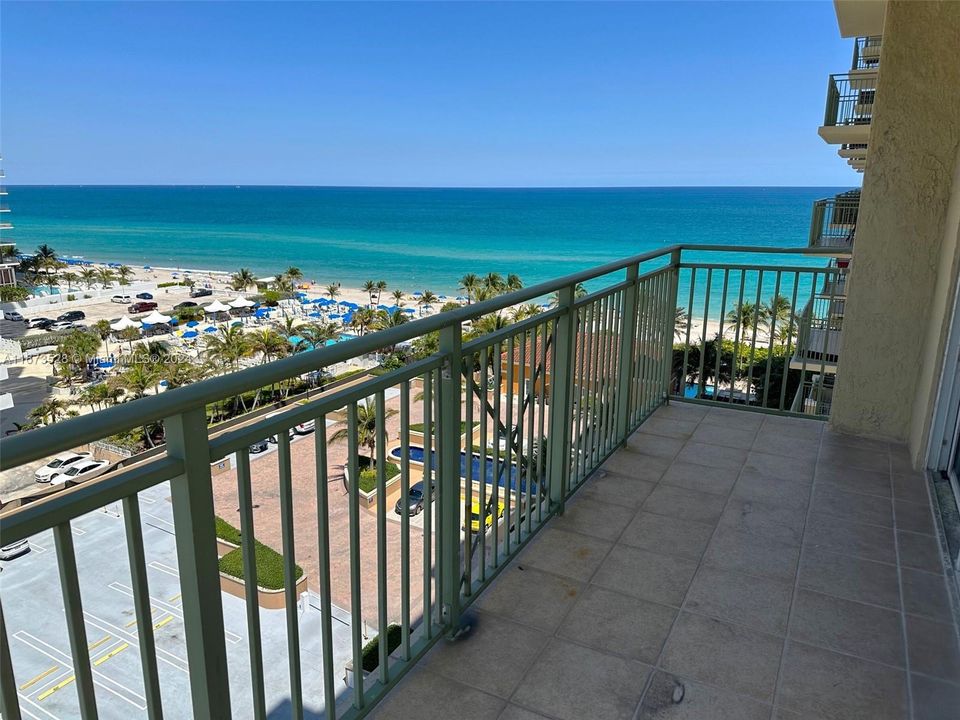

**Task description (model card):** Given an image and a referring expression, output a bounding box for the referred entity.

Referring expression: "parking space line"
[125,606,160,627]
[141,511,175,533]
[80,611,188,673]
[153,615,173,630]
[147,560,179,578]
[15,631,147,709]
[93,642,129,667]
[168,592,181,603]
[109,582,243,644]
[36,674,74,702]
[18,693,60,720]
[87,635,111,651]
[18,666,58,691]
[27,541,48,554]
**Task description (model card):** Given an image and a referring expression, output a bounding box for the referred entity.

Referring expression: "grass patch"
[218,541,303,591]
[361,624,402,672]
[470,445,519,462]
[357,456,400,494]
[214,516,242,546]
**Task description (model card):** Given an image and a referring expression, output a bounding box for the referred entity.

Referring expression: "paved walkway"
[370,402,960,720]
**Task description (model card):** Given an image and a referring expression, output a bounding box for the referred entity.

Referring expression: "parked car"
[128,301,158,314]
[189,287,213,298]
[49,459,111,485]
[49,321,77,332]
[111,294,132,304]
[35,451,92,482]
[135,292,154,300]
[174,301,198,310]
[466,500,505,533]
[3,310,24,321]
[56,310,85,322]
[394,481,436,516]
[293,420,316,435]
[26,316,53,329]
[249,439,270,454]
[0,539,30,561]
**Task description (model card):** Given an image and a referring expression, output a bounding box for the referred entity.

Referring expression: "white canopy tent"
[228,296,254,308]
[203,300,232,313]
[141,310,172,325]
[110,316,140,331]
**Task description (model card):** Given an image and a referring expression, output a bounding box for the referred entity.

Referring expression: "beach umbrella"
[203,325,218,334]
[328,313,341,319]
[456,296,467,301]
[203,300,231,313]
[439,295,447,300]
[186,320,200,327]
[143,265,151,269]
[308,311,321,318]
[142,310,172,324]
[96,360,115,369]
[403,308,415,314]
[182,330,199,339]
[413,291,422,297]
[229,296,254,308]
[141,322,153,330]
[110,316,140,331]
[231,320,243,326]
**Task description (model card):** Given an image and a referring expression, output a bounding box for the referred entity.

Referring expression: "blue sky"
[2,1,854,186]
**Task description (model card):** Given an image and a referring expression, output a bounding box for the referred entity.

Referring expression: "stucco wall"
[830,1,960,459]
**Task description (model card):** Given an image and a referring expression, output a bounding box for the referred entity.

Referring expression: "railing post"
[615,263,640,442]
[165,407,232,719]
[548,285,576,514]
[662,249,681,402]
[438,323,464,637]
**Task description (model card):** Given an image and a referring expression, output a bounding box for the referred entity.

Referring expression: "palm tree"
[362,280,377,306]
[350,307,377,336]
[459,273,480,304]
[418,290,439,315]
[248,328,288,363]
[79,267,98,289]
[298,322,339,349]
[231,268,256,292]
[285,267,303,285]
[375,309,409,330]
[510,303,541,322]
[374,280,387,304]
[29,398,74,426]
[280,316,300,338]
[765,294,794,345]
[505,273,523,292]
[62,272,78,293]
[97,267,116,287]
[472,313,512,336]
[203,325,252,372]
[117,326,141,352]
[330,402,398,466]
[0,244,17,262]
[391,289,405,306]
[483,272,505,295]
[326,283,341,306]
[675,307,689,340]
[725,301,763,338]
[35,244,57,261]
[548,283,587,308]
[79,383,121,412]
[116,265,134,286]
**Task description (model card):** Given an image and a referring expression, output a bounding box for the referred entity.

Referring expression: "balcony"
[852,35,883,70]
[1,245,955,720]
[818,72,878,146]
[809,190,860,249]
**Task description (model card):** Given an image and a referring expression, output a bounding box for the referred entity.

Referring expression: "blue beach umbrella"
[328,313,341,319]
[97,360,115,369]
[204,326,217,333]
[403,308,416,314]
[186,320,200,327]
[182,330,199,339]
[308,311,321,318]
[413,291,422,297]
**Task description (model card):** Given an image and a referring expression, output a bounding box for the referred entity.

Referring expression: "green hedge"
[361,624,402,672]
[19,328,99,351]
[157,281,180,288]
[218,541,303,591]
[357,458,400,493]
[215,516,242,545]
[410,421,477,434]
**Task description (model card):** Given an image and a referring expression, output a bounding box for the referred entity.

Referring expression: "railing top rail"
[0,244,849,470]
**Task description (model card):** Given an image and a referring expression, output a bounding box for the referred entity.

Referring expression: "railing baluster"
[463,354,474,595]
[536,320,549,525]
[235,450,266,720]
[779,272,802,412]
[399,384,412,659]
[438,324,463,635]
[728,269,747,406]
[548,285,576,511]
[514,329,524,547]
[745,270,765,407]
[421,374,433,635]
[663,249,681,401]
[478,347,489,581]
[346,403,364,709]
[375,390,390,683]
[121,496,164,719]
[491,342,501,564]
[165,407,232,719]
[525,324,537,535]
[714,269,730,406]
[276,431,303,719]
[571,304,587,488]
[697,269,712,399]
[762,271,783,408]
[312,417,337,718]
[0,601,21,720]
[53,522,98,719]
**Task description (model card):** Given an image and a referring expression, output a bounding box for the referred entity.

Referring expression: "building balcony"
[852,35,883,70]
[1,244,953,720]
[809,190,860,249]
[818,71,878,146]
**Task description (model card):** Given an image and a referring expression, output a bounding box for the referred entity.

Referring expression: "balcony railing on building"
[819,71,878,146]
[0,244,849,720]
[809,190,859,249]
[851,35,882,70]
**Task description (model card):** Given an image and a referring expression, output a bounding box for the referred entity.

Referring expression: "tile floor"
[370,402,960,720]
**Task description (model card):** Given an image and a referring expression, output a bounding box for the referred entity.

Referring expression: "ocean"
[6,186,848,295]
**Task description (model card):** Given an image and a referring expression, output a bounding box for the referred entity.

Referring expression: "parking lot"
[1,480,362,719]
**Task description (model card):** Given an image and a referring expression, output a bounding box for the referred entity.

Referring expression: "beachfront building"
[0,165,15,287]
[0,3,958,720]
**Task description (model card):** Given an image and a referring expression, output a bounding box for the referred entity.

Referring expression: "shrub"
[218,541,303,590]
[215,516,242,545]
[20,328,99,351]
[410,421,475,434]
[361,624,402,672]
[66,294,77,301]
[0,285,30,302]
[357,458,399,493]
[157,281,180,288]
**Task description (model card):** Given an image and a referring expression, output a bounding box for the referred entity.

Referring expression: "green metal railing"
[851,35,882,70]
[0,245,848,720]
[809,190,860,249]
[823,72,878,127]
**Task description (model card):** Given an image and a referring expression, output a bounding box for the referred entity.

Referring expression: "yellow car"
[466,500,505,533]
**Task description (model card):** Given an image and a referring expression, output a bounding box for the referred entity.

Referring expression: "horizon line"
[5,183,857,190]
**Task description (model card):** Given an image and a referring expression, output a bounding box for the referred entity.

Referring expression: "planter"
[343,652,400,689]
[344,462,402,509]
[218,570,308,610]
[216,538,238,557]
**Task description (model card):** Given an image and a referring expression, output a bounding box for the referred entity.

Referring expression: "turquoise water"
[7,186,847,298]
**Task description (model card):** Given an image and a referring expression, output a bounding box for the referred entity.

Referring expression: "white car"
[111,294,132,304]
[293,419,316,435]
[49,320,77,332]
[49,459,111,485]
[35,452,92,482]
[0,539,30,560]
[3,310,23,321]
[27,316,53,328]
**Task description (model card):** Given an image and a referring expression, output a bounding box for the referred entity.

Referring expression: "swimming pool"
[389,445,535,494]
